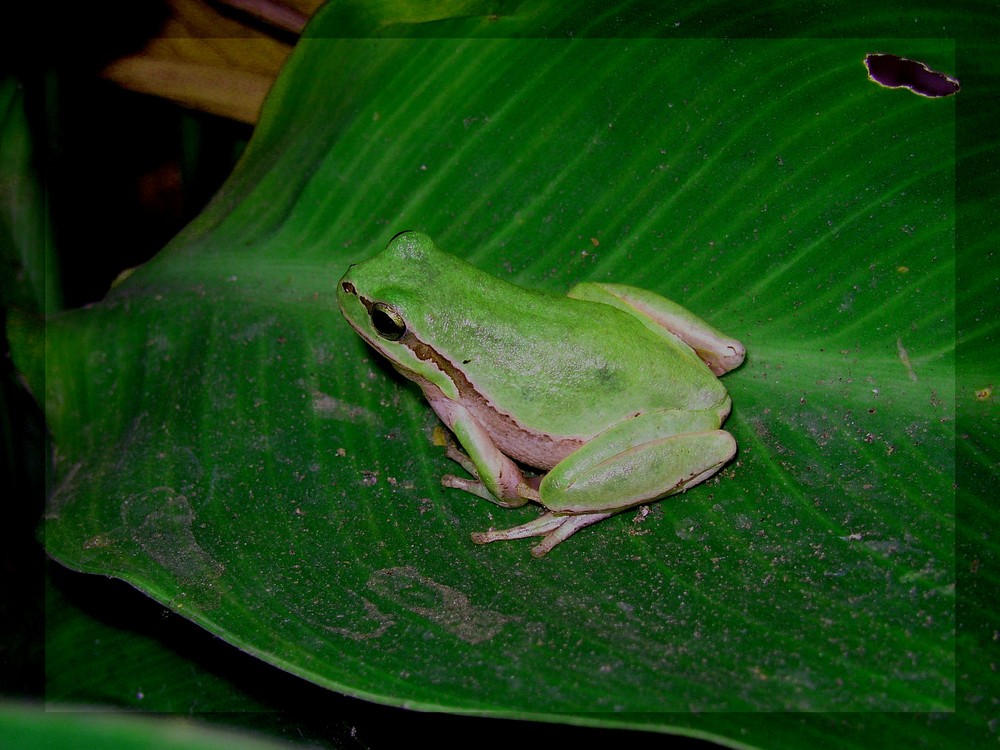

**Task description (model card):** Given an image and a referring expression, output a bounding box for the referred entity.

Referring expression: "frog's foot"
[471,510,612,557]
[442,473,538,508]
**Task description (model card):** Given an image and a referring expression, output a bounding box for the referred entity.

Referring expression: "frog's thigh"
[539,411,736,514]
[568,282,745,375]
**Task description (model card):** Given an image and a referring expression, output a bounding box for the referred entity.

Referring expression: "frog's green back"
[348,232,728,437]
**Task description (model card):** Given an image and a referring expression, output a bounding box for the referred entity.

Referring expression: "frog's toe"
[471,510,611,556]
[442,473,492,501]
[529,512,611,556]
[471,511,563,544]
[443,442,478,475]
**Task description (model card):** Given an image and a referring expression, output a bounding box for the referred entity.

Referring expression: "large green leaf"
[13,2,998,746]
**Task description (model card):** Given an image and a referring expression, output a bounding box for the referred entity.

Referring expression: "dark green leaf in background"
[9,2,999,748]
[0,702,325,750]
[1,77,60,314]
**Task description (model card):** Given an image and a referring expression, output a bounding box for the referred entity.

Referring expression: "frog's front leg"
[473,409,736,556]
[426,395,536,509]
[568,282,745,376]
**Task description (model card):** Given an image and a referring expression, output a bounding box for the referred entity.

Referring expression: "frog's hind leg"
[568,282,745,375]
[471,511,612,557]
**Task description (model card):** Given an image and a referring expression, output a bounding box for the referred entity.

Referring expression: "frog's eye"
[370,302,406,341]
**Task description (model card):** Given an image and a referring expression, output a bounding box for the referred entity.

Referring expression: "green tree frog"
[338,231,745,557]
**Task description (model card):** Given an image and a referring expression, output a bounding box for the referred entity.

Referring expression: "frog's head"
[337,231,464,399]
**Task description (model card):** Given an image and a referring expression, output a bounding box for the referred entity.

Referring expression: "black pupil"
[372,307,404,339]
